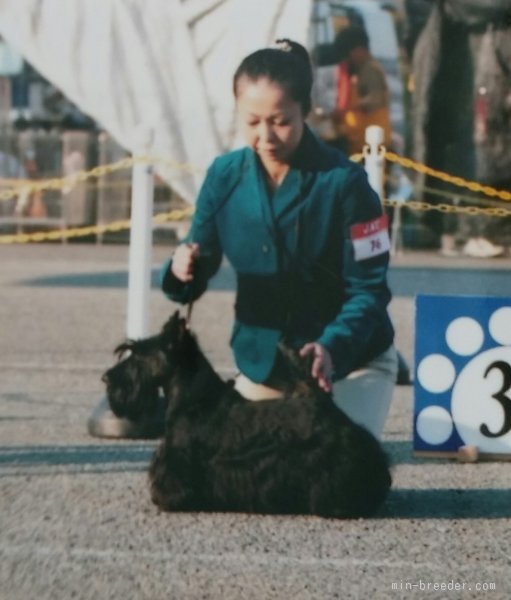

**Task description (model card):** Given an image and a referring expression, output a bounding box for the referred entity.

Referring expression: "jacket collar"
[246,125,319,191]
[243,125,333,233]
[288,125,326,171]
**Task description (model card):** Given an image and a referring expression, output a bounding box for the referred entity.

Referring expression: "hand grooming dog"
[103,312,391,518]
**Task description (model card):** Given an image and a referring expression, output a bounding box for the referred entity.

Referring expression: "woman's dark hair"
[233,38,313,115]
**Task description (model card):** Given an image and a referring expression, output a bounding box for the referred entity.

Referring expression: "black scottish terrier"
[102,312,391,518]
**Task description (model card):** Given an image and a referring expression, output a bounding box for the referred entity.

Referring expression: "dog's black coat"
[103,312,391,518]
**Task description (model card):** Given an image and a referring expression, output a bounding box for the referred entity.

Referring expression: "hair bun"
[274,38,310,65]
[274,39,293,52]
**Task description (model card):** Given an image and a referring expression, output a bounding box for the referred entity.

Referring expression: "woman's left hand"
[299,343,333,392]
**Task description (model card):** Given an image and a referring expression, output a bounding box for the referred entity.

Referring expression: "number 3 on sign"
[452,348,511,451]
[414,295,511,456]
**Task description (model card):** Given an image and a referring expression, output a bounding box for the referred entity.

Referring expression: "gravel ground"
[1,243,511,600]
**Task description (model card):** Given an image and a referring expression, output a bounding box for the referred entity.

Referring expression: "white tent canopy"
[0,0,312,201]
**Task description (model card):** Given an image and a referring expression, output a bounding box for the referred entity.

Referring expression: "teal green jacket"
[161,126,394,383]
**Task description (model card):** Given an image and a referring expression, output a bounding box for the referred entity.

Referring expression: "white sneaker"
[439,234,460,257]
[477,237,505,257]
[462,237,504,258]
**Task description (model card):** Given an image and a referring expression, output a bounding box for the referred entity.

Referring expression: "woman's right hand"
[170,243,200,282]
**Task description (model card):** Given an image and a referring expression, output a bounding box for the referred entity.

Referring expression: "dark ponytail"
[233,38,313,115]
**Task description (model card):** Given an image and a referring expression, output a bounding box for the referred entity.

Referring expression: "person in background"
[410,1,507,258]
[329,25,392,156]
[0,149,27,218]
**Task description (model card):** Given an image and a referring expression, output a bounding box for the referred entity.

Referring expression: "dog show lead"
[162,39,398,440]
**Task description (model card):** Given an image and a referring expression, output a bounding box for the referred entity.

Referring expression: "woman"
[162,39,397,440]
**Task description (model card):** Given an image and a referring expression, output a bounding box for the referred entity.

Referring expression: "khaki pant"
[331,345,398,440]
[234,345,398,441]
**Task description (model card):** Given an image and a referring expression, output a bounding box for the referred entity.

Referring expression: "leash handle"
[184,241,197,328]
[186,296,194,328]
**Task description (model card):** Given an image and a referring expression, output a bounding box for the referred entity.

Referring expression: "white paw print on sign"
[416,307,511,454]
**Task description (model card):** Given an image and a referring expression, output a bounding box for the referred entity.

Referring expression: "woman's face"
[236,76,304,165]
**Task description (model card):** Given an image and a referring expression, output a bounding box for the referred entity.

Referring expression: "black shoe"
[396,351,412,386]
[87,396,166,439]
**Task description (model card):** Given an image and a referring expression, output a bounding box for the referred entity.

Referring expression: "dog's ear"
[114,341,134,360]
[275,341,318,394]
[162,310,180,336]
[277,342,310,379]
[161,311,189,351]
[161,311,180,345]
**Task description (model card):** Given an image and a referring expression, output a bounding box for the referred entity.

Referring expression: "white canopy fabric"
[0,0,312,201]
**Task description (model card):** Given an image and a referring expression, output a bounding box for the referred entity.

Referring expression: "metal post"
[87,130,156,438]
[363,125,401,255]
[363,125,385,201]
[390,196,402,256]
[126,129,154,339]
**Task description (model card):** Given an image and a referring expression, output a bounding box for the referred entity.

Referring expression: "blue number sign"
[414,295,511,456]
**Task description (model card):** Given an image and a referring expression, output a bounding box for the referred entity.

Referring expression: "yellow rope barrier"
[1,150,508,202]
[0,155,202,203]
[0,157,135,202]
[0,206,196,244]
[1,150,510,244]
[3,197,511,245]
[383,199,511,218]
[385,151,511,202]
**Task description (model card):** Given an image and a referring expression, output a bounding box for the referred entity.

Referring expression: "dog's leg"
[148,441,202,511]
